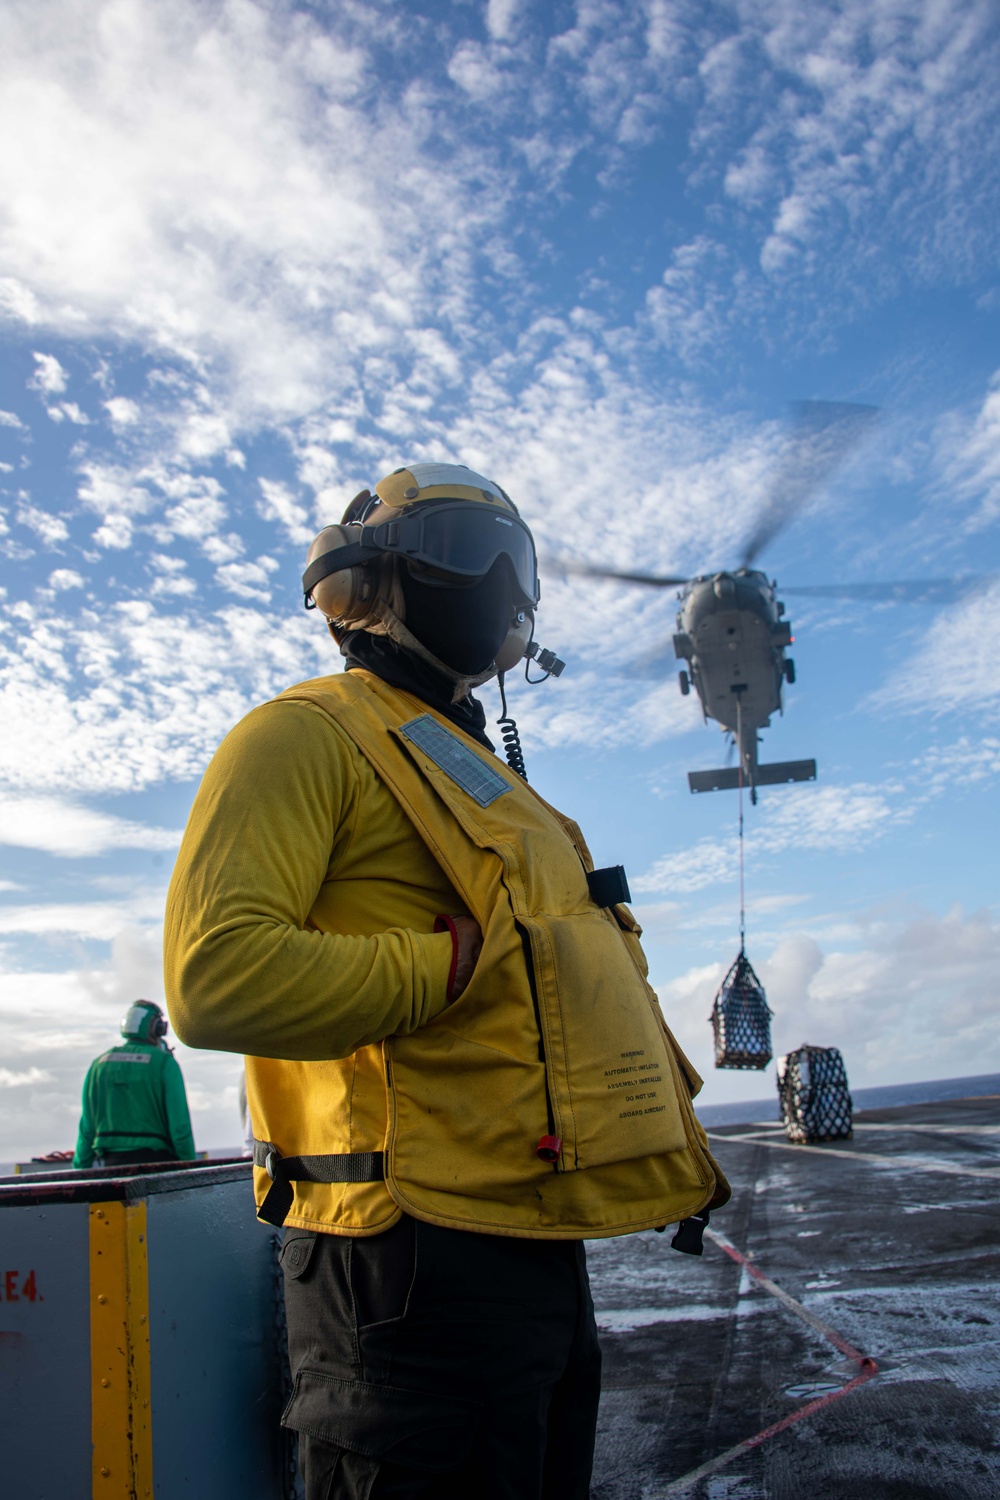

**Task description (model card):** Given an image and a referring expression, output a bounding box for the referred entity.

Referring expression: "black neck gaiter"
[341,631,495,751]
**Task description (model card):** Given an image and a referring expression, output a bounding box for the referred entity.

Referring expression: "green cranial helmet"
[121,999,169,1044]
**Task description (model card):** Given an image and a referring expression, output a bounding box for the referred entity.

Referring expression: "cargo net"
[710,949,773,1070]
[777,1046,853,1143]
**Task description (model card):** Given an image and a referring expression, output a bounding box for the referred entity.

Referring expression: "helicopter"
[578,557,808,803]
[568,401,987,804]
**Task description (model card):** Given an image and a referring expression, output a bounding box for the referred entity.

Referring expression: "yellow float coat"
[165,669,729,1237]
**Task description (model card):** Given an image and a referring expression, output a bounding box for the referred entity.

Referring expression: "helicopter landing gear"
[679,669,690,696]
[783,658,795,684]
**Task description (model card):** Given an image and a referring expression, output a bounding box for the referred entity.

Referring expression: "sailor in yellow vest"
[165,463,730,1500]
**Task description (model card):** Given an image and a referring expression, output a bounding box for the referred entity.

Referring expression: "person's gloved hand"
[434,915,484,1000]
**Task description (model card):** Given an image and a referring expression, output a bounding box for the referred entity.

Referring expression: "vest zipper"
[516,920,560,1168]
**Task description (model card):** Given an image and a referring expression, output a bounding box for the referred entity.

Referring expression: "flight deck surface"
[588,1094,1000,1499]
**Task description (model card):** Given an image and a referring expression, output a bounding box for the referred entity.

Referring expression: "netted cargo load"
[710,949,773,1070]
[777,1045,853,1143]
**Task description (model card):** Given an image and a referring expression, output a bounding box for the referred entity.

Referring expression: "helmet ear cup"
[305,524,379,624]
[495,610,534,673]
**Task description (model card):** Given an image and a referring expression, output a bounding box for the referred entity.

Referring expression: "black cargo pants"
[279,1214,602,1499]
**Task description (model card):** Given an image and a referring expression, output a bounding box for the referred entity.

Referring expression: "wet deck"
[588,1095,1000,1499]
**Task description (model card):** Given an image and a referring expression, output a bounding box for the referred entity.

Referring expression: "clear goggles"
[122,1003,167,1040]
[304,501,540,608]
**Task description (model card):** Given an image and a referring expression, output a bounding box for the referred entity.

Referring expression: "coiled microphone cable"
[496,671,527,780]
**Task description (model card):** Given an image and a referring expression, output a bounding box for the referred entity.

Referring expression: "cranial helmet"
[121,999,168,1045]
[302,462,540,698]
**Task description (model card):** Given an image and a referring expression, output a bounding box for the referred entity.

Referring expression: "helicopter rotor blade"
[740,401,879,569]
[780,575,994,604]
[557,560,691,588]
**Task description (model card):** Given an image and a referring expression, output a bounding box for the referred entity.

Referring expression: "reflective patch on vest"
[399,715,511,807]
[100,1051,152,1064]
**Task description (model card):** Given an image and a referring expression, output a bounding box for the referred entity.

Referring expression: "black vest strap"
[252,1140,385,1226]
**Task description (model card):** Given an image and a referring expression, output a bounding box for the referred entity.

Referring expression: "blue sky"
[1,0,999,1159]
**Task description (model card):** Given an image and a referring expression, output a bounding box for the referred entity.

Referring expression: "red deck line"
[707,1227,875,1367]
[652,1229,879,1497]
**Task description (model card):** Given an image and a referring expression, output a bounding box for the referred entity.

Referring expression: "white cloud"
[160,482,227,546]
[93,513,133,549]
[438,317,786,628]
[760,904,1000,1079]
[30,351,67,394]
[448,40,514,102]
[635,838,736,897]
[0,1,991,512]
[150,553,187,574]
[486,0,527,44]
[735,1,1000,288]
[0,793,181,857]
[150,576,196,599]
[912,737,1000,794]
[104,396,141,427]
[0,1066,55,1088]
[646,237,732,363]
[215,556,279,602]
[48,567,85,590]
[755,783,902,855]
[55,400,89,425]
[77,461,155,519]
[16,501,68,544]
[0,895,165,938]
[202,532,244,565]
[0,1,516,444]
[0,599,330,793]
[634,782,903,895]
[147,551,196,598]
[939,372,1000,528]
[877,580,1000,721]
[657,902,1000,1093]
[257,477,314,546]
[78,459,229,552]
[0,409,25,428]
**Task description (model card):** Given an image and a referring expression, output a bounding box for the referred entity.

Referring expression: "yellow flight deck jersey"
[165,669,729,1238]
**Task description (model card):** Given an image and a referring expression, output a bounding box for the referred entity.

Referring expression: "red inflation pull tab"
[536,1135,562,1163]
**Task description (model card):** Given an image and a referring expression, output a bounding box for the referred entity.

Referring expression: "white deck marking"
[708,1131,1000,1180]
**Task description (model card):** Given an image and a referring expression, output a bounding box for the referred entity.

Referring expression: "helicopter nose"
[713,574,736,599]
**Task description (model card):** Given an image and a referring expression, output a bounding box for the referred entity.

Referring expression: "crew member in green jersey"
[73,999,196,1168]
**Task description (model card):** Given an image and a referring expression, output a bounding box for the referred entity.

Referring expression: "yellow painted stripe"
[89,1201,153,1498]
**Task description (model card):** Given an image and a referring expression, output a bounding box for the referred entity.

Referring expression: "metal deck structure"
[588,1094,1000,1499]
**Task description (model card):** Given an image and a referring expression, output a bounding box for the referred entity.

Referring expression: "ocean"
[5,1072,999,1175]
[695,1070,1000,1127]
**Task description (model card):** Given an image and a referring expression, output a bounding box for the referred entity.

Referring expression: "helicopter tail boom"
[688,759,817,795]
